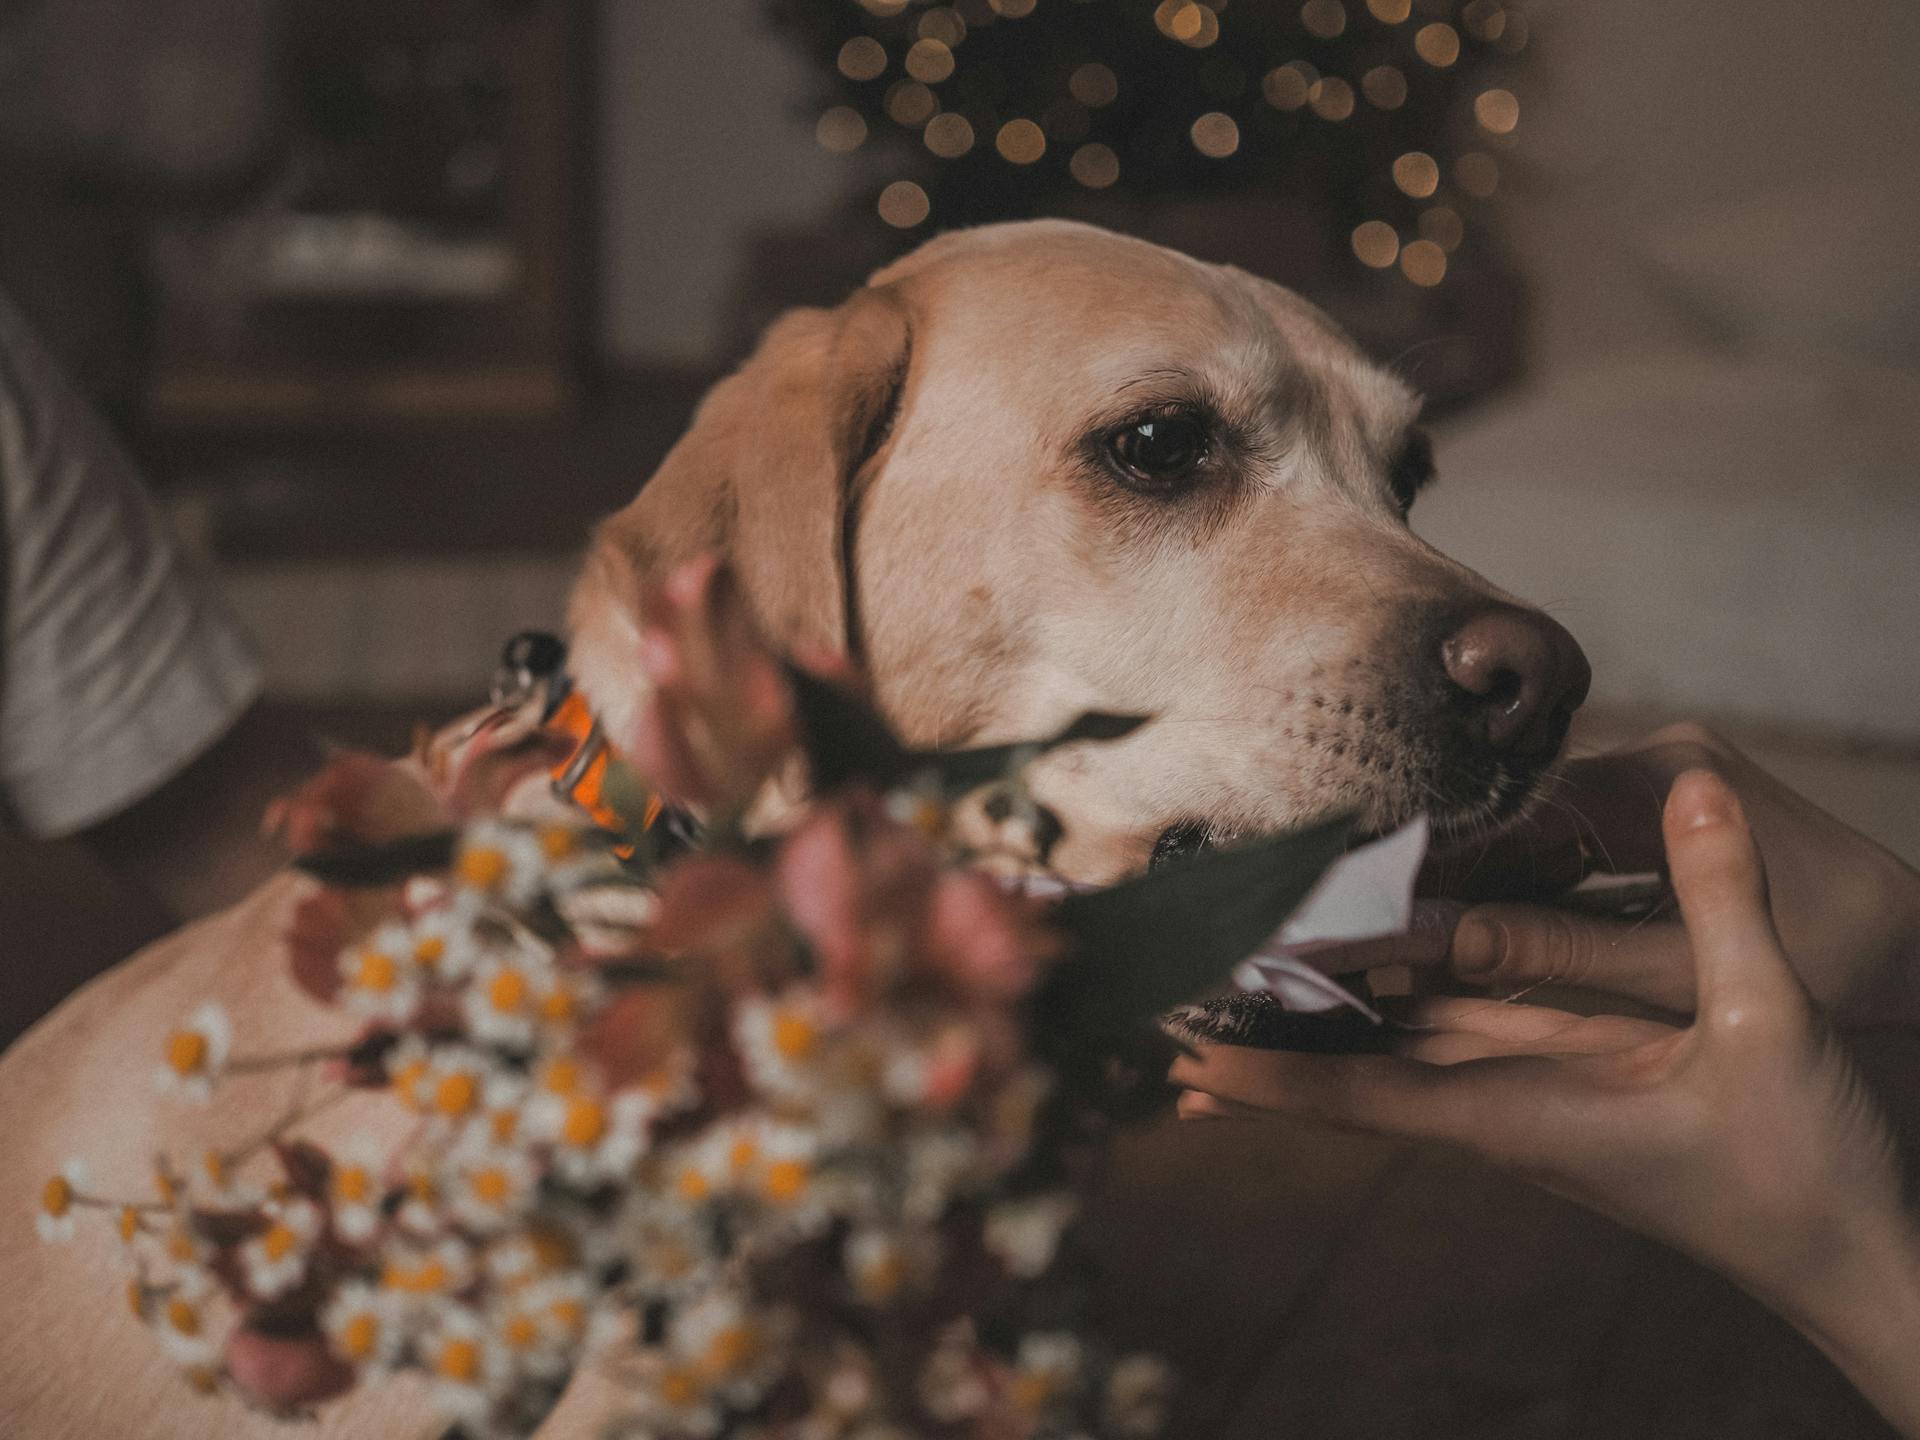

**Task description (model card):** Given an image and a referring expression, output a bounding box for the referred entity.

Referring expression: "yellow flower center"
[340,1313,379,1360]
[676,1169,711,1203]
[490,1108,520,1143]
[458,847,509,891]
[504,1313,540,1349]
[186,1366,220,1395]
[471,1168,512,1205]
[166,1227,198,1263]
[353,950,398,992]
[40,1175,72,1217]
[413,936,446,970]
[202,1150,226,1187]
[704,1325,758,1376]
[857,1254,906,1300]
[384,1256,451,1293]
[436,1338,481,1382]
[488,970,528,1014]
[537,825,578,861]
[165,1030,209,1075]
[433,1072,479,1116]
[772,1011,817,1061]
[393,1059,430,1107]
[125,1279,145,1318]
[538,987,575,1023]
[550,1298,585,1333]
[261,1222,298,1262]
[117,1206,140,1243]
[728,1139,758,1174]
[165,1298,200,1336]
[334,1167,371,1205]
[561,1098,607,1148]
[541,1058,582,1095]
[153,1167,178,1206]
[764,1159,810,1203]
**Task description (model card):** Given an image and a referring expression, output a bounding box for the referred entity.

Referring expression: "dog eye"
[1388,427,1435,514]
[1105,410,1211,491]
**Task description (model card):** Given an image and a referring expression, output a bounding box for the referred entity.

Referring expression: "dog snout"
[1437,604,1591,758]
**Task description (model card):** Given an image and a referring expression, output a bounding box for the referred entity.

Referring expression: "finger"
[1449,906,1697,1012]
[1291,900,1467,974]
[1663,769,1807,1031]
[1169,1042,1550,1153]
[1395,1001,1676,1063]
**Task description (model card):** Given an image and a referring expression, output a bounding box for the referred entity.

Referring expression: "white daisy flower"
[462,1071,532,1150]
[34,1160,87,1243]
[194,1146,264,1209]
[389,1042,492,1130]
[381,1237,478,1305]
[453,821,549,910]
[982,1191,1079,1279]
[530,967,602,1038]
[492,1272,595,1379]
[618,1203,717,1303]
[669,1291,792,1409]
[463,952,546,1049]
[338,925,424,1025]
[843,1227,942,1306]
[239,1197,323,1300]
[444,1139,540,1233]
[321,1280,408,1374]
[152,1003,232,1103]
[421,1306,515,1423]
[732,988,829,1105]
[154,1271,220,1368]
[404,904,484,985]
[531,1088,653,1189]
[1009,1331,1084,1416]
[328,1138,386,1245]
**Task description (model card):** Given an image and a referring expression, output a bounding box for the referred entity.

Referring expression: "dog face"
[573,220,1588,883]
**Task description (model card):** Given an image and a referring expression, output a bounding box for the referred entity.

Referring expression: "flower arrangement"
[37,557,1380,1439]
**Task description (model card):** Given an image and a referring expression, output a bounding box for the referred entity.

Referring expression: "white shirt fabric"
[0,292,261,837]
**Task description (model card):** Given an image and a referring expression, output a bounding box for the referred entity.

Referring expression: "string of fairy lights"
[802,0,1527,288]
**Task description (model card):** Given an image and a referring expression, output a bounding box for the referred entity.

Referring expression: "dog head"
[572,220,1588,882]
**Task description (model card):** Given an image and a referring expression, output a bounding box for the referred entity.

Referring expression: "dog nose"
[1439,605,1591,756]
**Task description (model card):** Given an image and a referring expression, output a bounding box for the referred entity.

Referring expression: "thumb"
[1664,768,1806,1030]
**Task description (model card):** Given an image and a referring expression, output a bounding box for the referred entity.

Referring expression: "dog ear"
[575,288,911,664]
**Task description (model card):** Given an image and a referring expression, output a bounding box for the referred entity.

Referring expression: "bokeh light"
[1309,76,1355,120]
[989,0,1037,15]
[923,111,976,157]
[1400,237,1448,285]
[1366,0,1412,21]
[917,7,968,46]
[905,38,956,83]
[1262,62,1314,109]
[996,117,1047,163]
[1474,88,1520,133]
[816,106,869,153]
[837,37,888,83]
[1300,0,1347,40]
[1190,111,1241,157]
[1351,220,1400,268]
[1070,62,1120,107]
[1419,205,1465,251]
[885,80,938,126]
[1414,22,1461,66]
[1361,65,1408,108]
[1392,150,1440,197]
[877,180,931,228]
[1070,142,1121,188]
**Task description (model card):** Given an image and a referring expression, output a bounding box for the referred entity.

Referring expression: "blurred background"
[1,0,1915,861]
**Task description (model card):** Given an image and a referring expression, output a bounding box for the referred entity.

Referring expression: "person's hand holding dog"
[1173,768,1920,1436]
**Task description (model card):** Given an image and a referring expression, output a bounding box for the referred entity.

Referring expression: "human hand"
[1418,724,1920,1024]
[1173,770,1920,1434]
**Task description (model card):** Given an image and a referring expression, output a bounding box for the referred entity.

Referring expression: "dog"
[0,218,1588,1438]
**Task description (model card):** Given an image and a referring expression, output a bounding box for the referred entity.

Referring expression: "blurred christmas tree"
[770,0,1528,291]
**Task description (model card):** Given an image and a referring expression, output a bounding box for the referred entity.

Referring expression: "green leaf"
[293,832,459,887]
[1037,814,1353,1040]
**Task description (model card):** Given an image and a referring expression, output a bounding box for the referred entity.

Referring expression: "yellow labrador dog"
[0,219,1587,1438]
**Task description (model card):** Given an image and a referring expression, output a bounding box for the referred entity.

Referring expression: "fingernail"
[1671,769,1733,830]
[1451,913,1506,977]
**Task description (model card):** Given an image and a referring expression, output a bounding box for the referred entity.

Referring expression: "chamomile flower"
[1103,1353,1176,1438]
[389,1041,491,1129]
[454,821,548,910]
[465,1071,531,1150]
[395,1150,450,1237]
[531,1088,653,1188]
[982,1191,1079,1279]
[464,952,548,1049]
[195,1147,262,1209]
[404,904,482,985]
[619,1203,719,1303]
[732,987,830,1104]
[238,1197,323,1300]
[1008,1332,1084,1416]
[492,1272,595,1379]
[843,1227,941,1306]
[381,1237,478,1303]
[669,1291,793,1409]
[630,1046,701,1121]
[35,1160,88,1243]
[421,1306,514,1423]
[530,968,601,1038]
[321,1281,407,1374]
[153,1271,220,1367]
[338,925,423,1025]
[443,1140,540,1233]
[153,1003,232,1103]
[482,1223,579,1291]
[328,1139,386,1245]
[750,1120,824,1217]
